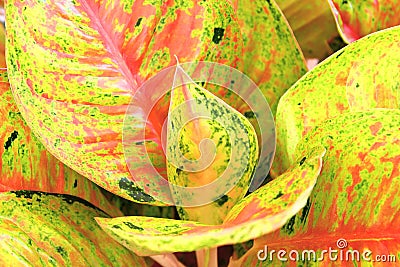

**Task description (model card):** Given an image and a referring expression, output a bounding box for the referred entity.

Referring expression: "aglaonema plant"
[4,0,305,206]
[1,0,310,265]
[1,0,400,266]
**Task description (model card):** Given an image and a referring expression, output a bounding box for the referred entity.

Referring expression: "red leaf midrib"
[79,0,138,93]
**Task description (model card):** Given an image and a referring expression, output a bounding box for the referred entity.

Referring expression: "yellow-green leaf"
[0,69,122,217]
[329,0,400,43]
[0,22,5,68]
[232,0,307,115]
[232,110,400,266]
[0,191,147,266]
[166,63,258,224]
[272,25,400,177]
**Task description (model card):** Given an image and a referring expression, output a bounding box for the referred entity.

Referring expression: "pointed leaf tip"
[166,66,259,224]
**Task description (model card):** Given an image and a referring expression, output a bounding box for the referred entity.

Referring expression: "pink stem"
[150,253,186,267]
[196,247,218,267]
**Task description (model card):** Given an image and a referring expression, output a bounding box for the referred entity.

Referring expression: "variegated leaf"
[95,145,324,256]
[272,25,400,177]
[232,0,307,115]
[231,110,400,266]
[166,63,258,224]
[5,0,244,205]
[0,21,4,68]
[329,0,400,43]
[0,69,123,217]
[0,191,148,266]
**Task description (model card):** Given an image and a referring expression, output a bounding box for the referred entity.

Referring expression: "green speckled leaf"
[0,22,4,68]
[275,0,339,59]
[0,69,122,217]
[231,110,400,266]
[0,191,147,266]
[5,0,243,205]
[272,25,400,177]
[232,0,307,115]
[329,0,400,43]
[166,64,258,224]
[95,145,324,256]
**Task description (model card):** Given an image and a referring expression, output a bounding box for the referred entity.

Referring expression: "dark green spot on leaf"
[244,111,256,119]
[299,157,306,166]
[4,130,18,150]
[212,28,225,44]
[118,177,155,203]
[215,195,228,206]
[123,221,144,231]
[135,17,142,27]
[272,191,284,200]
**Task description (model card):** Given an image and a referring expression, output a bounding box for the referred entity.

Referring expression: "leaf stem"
[150,253,186,267]
[196,247,218,267]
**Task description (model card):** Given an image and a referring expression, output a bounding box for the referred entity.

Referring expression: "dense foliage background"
[0,0,399,266]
